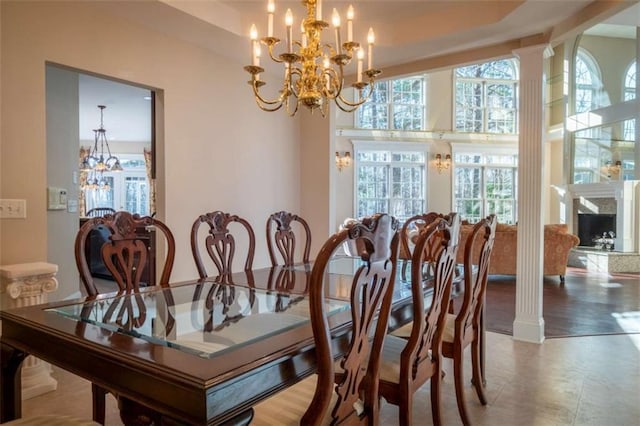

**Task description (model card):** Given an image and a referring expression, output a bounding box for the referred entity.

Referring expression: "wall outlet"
[0,199,27,219]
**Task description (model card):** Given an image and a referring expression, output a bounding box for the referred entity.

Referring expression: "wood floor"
[484,267,640,337]
[18,332,640,425]
[11,267,640,425]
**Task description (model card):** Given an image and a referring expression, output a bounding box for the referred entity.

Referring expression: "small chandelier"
[244,0,381,117]
[80,105,123,173]
[83,169,111,191]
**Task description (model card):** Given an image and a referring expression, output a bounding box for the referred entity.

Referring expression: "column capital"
[512,43,554,59]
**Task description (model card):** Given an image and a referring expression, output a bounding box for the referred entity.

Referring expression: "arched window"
[624,61,636,101]
[454,59,519,134]
[575,48,604,113]
[623,61,636,141]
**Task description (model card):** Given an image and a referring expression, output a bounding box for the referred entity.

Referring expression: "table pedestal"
[0,262,59,399]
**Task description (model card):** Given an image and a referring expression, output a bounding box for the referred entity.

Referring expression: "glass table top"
[47,282,348,359]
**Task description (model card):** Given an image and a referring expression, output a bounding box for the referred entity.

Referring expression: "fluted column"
[0,262,59,399]
[512,44,553,343]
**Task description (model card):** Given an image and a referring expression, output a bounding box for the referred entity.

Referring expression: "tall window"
[575,48,603,113]
[623,61,636,141]
[455,59,518,134]
[356,76,425,130]
[452,148,518,224]
[354,144,426,223]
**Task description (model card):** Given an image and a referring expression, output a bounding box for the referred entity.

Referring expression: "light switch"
[0,199,27,219]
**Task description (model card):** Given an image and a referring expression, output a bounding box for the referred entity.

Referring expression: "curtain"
[143,148,155,215]
[78,146,90,217]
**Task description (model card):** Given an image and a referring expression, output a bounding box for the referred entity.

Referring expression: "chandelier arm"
[251,80,286,108]
[284,96,299,117]
[322,66,342,100]
[265,42,286,64]
[288,67,303,99]
[334,84,374,112]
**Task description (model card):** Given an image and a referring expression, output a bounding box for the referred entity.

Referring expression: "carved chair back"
[456,214,497,343]
[266,211,312,266]
[302,213,399,425]
[406,213,460,373]
[75,211,176,297]
[191,211,256,280]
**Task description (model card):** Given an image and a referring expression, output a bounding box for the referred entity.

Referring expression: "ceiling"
[79,0,640,142]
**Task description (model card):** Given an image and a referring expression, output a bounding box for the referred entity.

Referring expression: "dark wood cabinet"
[79,218,156,287]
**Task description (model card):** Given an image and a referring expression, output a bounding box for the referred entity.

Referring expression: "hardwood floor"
[484,267,640,337]
[13,267,640,425]
[19,332,640,425]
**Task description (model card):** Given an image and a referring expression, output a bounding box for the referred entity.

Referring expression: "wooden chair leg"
[430,366,442,426]
[399,383,413,426]
[453,348,472,426]
[471,337,488,405]
[91,383,107,425]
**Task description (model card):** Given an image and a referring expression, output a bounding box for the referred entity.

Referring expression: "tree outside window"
[356,76,425,130]
[355,147,426,223]
[453,150,518,224]
[455,59,518,134]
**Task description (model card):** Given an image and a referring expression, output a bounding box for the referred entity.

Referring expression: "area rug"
[483,267,640,338]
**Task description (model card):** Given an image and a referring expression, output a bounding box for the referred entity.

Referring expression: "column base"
[22,362,58,399]
[513,316,545,343]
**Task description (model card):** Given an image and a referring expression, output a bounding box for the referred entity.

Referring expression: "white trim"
[351,140,429,151]
[450,142,518,154]
[340,128,518,143]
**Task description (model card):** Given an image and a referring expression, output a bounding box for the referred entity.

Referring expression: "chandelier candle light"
[244,0,381,116]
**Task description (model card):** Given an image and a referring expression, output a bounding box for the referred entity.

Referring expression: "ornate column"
[512,44,554,343]
[0,262,59,399]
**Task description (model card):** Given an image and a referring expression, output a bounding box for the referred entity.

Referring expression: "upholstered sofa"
[456,223,580,282]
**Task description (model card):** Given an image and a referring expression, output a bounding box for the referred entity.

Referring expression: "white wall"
[46,66,81,297]
[1,1,301,299]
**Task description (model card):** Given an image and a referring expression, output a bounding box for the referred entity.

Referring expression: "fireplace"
[562,180,640,253]
[577,213,616,248]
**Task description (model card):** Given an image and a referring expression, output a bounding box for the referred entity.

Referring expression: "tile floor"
[17,331,640,425]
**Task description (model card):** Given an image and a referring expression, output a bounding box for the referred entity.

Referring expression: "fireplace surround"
[559,181,640,273]
[564,181,639,253]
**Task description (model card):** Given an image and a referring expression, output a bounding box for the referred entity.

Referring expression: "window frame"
[454,59,519,134]
[355,75,426,131]
[450,142,518,224]
[352,140,429,223]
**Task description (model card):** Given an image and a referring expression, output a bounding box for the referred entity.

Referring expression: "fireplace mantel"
[562,181,640,253]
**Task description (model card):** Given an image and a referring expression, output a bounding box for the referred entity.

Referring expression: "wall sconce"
[605,160,622,178]
[434,153,451,173]
[336,151,351,172]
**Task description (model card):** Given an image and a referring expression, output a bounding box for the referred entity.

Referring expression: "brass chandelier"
[244,0,381,117]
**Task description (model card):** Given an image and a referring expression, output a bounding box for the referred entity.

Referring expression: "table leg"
[1,342,27,422]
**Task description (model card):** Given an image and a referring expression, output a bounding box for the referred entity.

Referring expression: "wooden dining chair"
[191,210,256,279]
[441,214,497,426]
[266,210,312,266]
[379,213,461,426]
[252,213,400,425]
[74,211,176,424]
[399,212,448,280]
[85,207,116,217]
[75,210,176,297]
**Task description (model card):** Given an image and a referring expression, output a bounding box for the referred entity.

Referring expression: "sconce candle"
[335,151,351,171]
[434,153,451,173]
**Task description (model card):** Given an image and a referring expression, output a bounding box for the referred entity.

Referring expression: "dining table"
[1,255,443,425]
